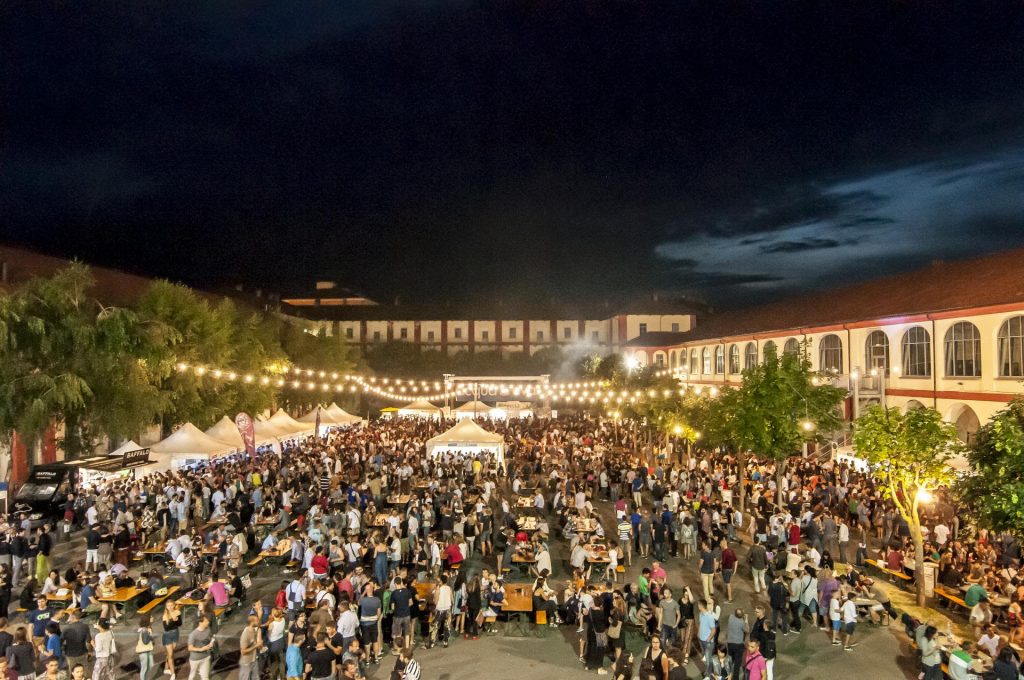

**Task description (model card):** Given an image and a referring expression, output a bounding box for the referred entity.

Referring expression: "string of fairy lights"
[172,361,717,405]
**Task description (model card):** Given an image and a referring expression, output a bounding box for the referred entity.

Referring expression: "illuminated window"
[783,338,800,357]
[900,327,931,377]
[745,342,757,369]
[690,349,698,373]
[998,316,1024,377]
[714,346,724,374]
[865,330,890,376]
[702,347,711,374]
[945,322,981,377]
[728,344,740,373]
[819,334,843,373]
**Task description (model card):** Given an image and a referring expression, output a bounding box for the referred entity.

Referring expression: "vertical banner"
[235,412,256,459]
[314,406,321,438]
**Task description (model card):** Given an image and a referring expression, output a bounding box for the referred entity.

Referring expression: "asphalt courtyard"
[37,497,955,680]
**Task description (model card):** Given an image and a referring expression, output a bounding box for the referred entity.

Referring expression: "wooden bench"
[137,586,182,616]
[866,559,912,583]
[934,586,967,610]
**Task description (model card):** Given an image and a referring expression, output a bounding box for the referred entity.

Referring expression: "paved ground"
[36,496,958,680]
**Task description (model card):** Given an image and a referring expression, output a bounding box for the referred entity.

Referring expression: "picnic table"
[574,518,600,534]
[499,584,534,636]
[515,497,534,509]
[585,545,612,566]
[386,494,412,506]
[959,584,1011,608]
[367,513,391,528]
[98,585,150,617]
[517,517,540,533]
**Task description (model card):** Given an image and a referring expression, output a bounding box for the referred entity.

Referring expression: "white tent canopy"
[265,408,314,435]
[453,400,495,418]
[397,400,443,419]
[151,423,237,470]
[107,440,144,457]
[298,403,365,426]
[254,418,294,440]
[425,419,505,464]
[205,417,245,448]
[326,403,365,425]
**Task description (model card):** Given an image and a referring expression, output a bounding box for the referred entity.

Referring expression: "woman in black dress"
[585,599,610,674]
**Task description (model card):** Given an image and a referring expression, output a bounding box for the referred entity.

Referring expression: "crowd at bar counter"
[2,413,1023,680]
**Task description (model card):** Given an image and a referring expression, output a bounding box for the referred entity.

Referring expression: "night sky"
[4,2,1024,308]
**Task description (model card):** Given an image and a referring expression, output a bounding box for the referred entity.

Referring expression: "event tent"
[254,418,294,440]
[107,439,144,457]
[452,400,497,419]
[397,399,443,419]
[298,403,365,427]
[265,408,315,435]
[151,423,237,470]
[425,418,505,464]
[205,417,245,448]
[326,403,365,425]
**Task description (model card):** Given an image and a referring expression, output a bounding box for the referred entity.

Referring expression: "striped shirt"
[404,658,421,680]
[617,520,632,541]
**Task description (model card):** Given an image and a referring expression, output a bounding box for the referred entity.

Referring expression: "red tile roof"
[0,244,214,306]
[645,248,1024,347]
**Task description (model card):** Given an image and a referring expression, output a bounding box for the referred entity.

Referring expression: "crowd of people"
[0,412,1021,680]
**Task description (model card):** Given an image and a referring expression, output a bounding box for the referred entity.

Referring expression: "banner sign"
[122,448,151,467]
[235,412,256,459]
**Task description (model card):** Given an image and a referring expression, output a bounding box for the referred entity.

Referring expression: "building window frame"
[944,321,982,377]
[819,334,843,373]
[865,330,890,376]
[998,315,1024,378]
[714,346,725,374]
[900,326,931,377]
[728,344,741,374]
[702,347,711,374]
[744,342,757,369]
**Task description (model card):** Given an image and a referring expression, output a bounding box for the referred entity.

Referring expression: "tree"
[725,343,846,509]
[0,264,166,457]
[137,281,285,432]
[854,405,962,605]
[957,397,1024,538]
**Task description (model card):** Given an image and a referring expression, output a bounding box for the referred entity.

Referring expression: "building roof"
[623,331,693,348]
[0,244,156,306]
[285,294,704,322]
[639,248,1024,348]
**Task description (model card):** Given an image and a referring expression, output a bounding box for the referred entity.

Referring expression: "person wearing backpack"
[743,639,768,680]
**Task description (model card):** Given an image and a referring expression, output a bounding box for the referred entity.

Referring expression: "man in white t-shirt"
[430,575,454,648]
[934,522,950,546]
[840,594,858,651]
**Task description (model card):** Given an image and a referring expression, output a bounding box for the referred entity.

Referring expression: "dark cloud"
[1,1,1024,306]
[760,237,844,254]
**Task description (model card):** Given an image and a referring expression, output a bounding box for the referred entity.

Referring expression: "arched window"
[689,349,698,374]
[670,351,677,369]
[865,330,890,375]
[944,321,981,377]
[728,344,741,374]
[702,347,711,374]
[998,316,1024,377]
[763,340,777,361]
[901,326,931,377]
[818,334,843,373]
[745,342,758,369]
[783,338,800,357]
[655,352,665,367]
[714,346,725,374]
